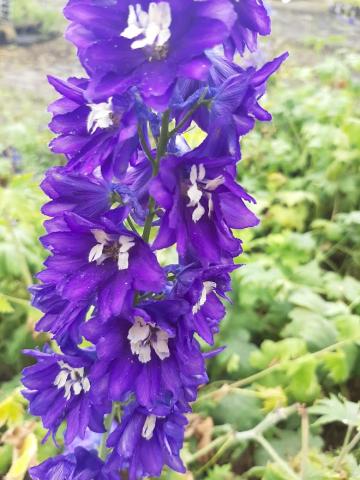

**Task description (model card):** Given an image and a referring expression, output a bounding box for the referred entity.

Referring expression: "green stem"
[256,434,300,480]
[194,434,235,476]
[197,339,356,403]
[187,405,299,475]
[299,405,309,479]
[142,110,170,242]
[169,90,208,137]
[137,125,155,167]
[99,404,117,461]
[336,428,360,469]
[126,216,139,235]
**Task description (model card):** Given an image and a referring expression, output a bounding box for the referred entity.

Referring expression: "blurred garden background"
[0,0,360,479]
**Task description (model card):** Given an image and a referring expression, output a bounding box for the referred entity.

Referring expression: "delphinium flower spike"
[22,1,286,478]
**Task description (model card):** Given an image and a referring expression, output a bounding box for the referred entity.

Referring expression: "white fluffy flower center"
[187,164,225,223]
[87,98,113,134]
[121,2,172,55]
[54,361,90,400]
[88,230,135,271]
[192,281,217,314]
[142,414,157,440]
[128,316,170,364]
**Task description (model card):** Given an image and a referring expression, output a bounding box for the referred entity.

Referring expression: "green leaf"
[0,294,14,314]
[322,350,350,383]
[282,308,338,351]
[287,358,320,403]
[309,395,360,427]
[250,338,307,370]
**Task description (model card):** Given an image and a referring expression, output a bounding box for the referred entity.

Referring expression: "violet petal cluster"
[22,1,286,479]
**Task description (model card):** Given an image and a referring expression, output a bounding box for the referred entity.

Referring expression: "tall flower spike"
[24,0,285,478]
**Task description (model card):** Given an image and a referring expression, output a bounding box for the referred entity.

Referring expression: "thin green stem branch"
[299,405,309,479]
[99,404,117,461]
[142,110,170,242]
[256,434,300,480]
[169,90,208,137]
[197,339,356,403]
[335,428,360,469]
[137,125,155,167]
[187,405,299,478]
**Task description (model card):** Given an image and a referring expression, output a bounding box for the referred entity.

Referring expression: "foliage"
[10,0,64,34]
[173,50,360,479]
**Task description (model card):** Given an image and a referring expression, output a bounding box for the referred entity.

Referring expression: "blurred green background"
[0,1,360,479]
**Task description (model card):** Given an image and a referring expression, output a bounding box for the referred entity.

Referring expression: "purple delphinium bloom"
[30,284,88,344]
[41,167,112,220]
[83,300,207,409]
[171,263,237,344]
[30,447,117,480]
[48,76,139,178]
[172,52,288,160]
[226,0,271,57]
[22,0,284,475]
[105,401,187,480]
[64,0,236,109]
[22,348,109,444]
[150,155,259,264]
[38,212,166,320]
[195,52,289,158]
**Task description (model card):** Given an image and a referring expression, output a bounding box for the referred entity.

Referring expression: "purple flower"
[22,0,284,476]
[48,76,139,178]
[41,167,112,220]
[150,154,259,264]
[30,284,88,344]
[226,0,271,57]
[172,52,288,159]
[106,402,187,480]
[83,299,207,408]
[195,52,288,158]
[22,348,109,444]
[30,447,116,480]
[172,263,237,344]
[38,212,166,320]
[64,0,236,109]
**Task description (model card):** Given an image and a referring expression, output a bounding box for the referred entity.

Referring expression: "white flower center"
[88,230,135,271]
[128,316,170,364]
[142,414,157,440]
[120,2,172,55]
[187,164,225,223]
[87,98,113,134]
[54,361,90,400]
[192,281,217,314]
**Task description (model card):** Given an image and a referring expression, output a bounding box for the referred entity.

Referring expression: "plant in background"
[21,1,287,479]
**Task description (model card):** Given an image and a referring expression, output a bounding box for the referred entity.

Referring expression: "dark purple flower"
[48,76,139,178]
[83,299,207,408]
[64,0,236,109]
[22,348,109,444]
[172,52,288,159]
[226,0,271,57]
[30,447,116,480]
[41,167,112,220]
[38,212,166,320]
[30,283,88,344]
[106,402,187,480]
[172,263,237,344]
[195,52,288,158]
[150,155,259,264]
